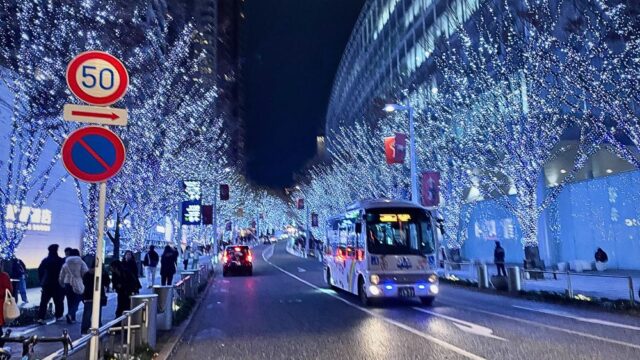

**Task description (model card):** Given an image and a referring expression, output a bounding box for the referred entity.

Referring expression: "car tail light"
[356,249,365,261]
[247,252,253,262]
[223,254,228,263]
[234,247,241,251]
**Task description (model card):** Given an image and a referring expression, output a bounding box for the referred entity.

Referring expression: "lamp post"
[286,186,311,258]
[213,167,231,259]
[384,103,418,203]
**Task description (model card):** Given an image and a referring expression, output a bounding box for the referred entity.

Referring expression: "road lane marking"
[412,307,507,341]
[297,267,306,273]
[262,246,486,360]
[448,301,640,351]
[512,305,640,331]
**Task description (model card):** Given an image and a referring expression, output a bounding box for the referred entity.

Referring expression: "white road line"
[412,307,507,341]
[447,302,640,351]
[297,267,306,273]
[512,305,640,331]
[261,246,486,360]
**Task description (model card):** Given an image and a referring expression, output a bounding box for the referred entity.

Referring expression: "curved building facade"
[326,0,483,134]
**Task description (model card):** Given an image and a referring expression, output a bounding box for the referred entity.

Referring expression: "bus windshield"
[365,208,435,256]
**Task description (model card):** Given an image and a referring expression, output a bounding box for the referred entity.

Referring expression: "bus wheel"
[420,296,435,306]
[358,277,371,306]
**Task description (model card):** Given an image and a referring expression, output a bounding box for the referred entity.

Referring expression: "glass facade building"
[327,0,640,270]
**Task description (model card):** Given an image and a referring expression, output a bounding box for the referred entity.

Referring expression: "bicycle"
[0,329,73,360]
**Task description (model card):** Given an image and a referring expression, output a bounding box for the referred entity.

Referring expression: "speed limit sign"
[66,51,129,106]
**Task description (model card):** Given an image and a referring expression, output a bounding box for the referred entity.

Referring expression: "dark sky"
[243,0,365,189]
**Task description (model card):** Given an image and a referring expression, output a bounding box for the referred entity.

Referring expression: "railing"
[520,269,636,305]
[441,261,477,280]
[43,301,149,360]
[0,329,73,360]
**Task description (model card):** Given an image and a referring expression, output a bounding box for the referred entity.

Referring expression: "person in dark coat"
[160,246,177,286]
[110,260,138,317]
[142,245,159,288]
[595,248,608,263]
[81,256,110,334]
[37,244,65,323]
[122,251,141,293]
[9,257,28,304]
[494,241,507,276]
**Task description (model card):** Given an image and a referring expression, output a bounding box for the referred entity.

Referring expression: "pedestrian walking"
[142,245,159,288]
[122,251,141,294]
[494,241,507,276]
[9,257,28,304]
[110,260,138,317]
[81,256,110,335]
[0,259,13,336]
[183,246,192,270]
[160,246,177,286]
[37,244,65,324]
[59,249,88,324]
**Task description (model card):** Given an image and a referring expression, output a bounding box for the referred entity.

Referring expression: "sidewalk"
[2,273,173,359]
[439,265,640,302]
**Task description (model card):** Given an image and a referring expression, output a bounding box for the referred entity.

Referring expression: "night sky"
[243,0,365,188]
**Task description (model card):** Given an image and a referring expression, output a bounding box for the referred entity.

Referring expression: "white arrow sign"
[412,307,507,341]
[63,104,128,126]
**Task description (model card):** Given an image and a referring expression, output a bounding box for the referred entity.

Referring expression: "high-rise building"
[166,0,245,169]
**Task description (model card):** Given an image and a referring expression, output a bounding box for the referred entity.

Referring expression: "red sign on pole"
[384,136,396,164]
[201,205,213,225]
[220,184,230,200]
[66,51,129,106]
[311,213,319,227]
[297,198,305,210]
[394,133,407,163]
[421,171,441,207]
[61,126,126,183]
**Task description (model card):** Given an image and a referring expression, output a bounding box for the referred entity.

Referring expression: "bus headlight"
[369,285,381,296]
[429,284,439,294]
[370,274,380,285]
[428,274,438,283]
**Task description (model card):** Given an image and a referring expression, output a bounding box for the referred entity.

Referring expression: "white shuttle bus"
[323,199,439,306]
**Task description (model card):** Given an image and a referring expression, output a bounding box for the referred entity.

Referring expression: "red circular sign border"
[62,126,126,183]
[66,51,129,106]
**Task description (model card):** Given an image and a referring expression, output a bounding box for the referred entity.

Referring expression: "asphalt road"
[173,242,640,359]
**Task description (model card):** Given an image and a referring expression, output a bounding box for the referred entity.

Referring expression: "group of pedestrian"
[34,244,144,334]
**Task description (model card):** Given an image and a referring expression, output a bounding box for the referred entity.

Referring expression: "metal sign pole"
[89,182,107,360]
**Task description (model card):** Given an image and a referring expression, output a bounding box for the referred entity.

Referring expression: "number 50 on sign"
[66,51,129,106]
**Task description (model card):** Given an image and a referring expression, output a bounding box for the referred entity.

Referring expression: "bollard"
[153,285,174,331]
[507,266,521,293]
[130,294,158,349]
[181,271,195,298]
[476,263,489,289]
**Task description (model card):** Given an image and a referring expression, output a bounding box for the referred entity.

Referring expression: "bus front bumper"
[367,282,439,298]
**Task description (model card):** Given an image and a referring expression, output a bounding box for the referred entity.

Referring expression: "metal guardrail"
[520,269,636,304]
[43,301,149,360]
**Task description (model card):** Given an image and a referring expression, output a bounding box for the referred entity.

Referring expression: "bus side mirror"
[355,223,362,234]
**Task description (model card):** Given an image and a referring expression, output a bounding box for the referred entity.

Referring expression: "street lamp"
[384,103,419,204]
[286,185,311,258]
[213,167,231,258]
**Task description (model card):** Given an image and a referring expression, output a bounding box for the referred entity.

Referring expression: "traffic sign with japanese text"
[61,126,126,183]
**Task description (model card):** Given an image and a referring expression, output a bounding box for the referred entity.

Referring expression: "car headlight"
[370,274,380,285]
[428,274,438,283]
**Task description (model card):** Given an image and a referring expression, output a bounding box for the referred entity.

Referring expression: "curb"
[155,273,215,360]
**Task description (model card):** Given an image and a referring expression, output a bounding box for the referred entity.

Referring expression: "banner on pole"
[220,184,229,201]
[181,180,201,225]
[421,171,441,207]
[297,198,305,210]
[201,205,213,225]
[311,213,319,227]
[394,133,407,163]
[384,136,395,164]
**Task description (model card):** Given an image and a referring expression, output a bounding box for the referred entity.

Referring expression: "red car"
[222,245,253,276]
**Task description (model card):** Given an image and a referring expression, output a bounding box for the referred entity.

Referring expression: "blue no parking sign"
[61,126,126,183]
